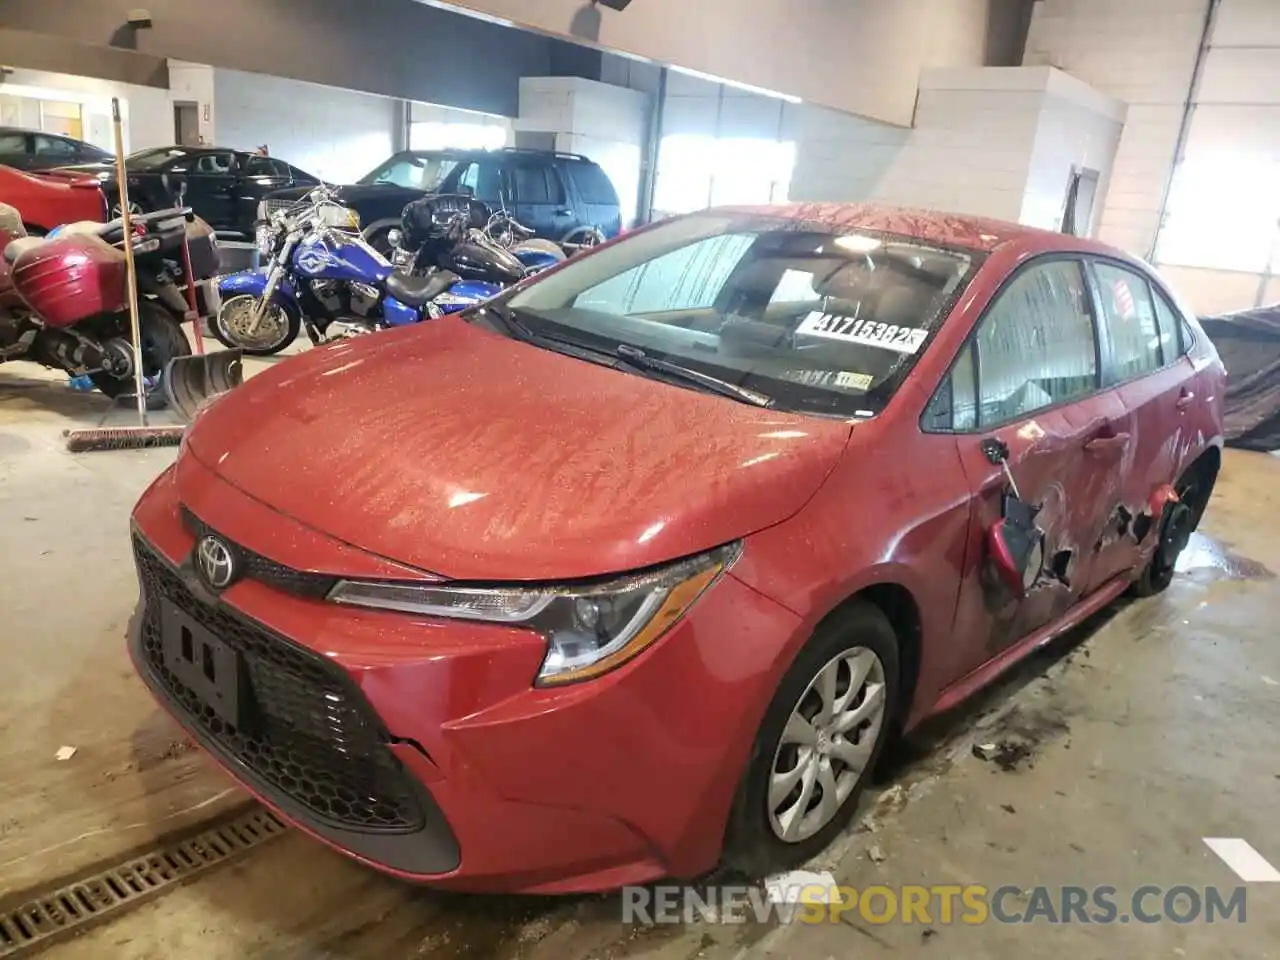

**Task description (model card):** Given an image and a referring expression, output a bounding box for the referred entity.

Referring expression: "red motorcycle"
[0,201,221,407]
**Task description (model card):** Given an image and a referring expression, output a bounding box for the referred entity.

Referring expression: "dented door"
[949,396,1125,677]
[935,256,1120,679]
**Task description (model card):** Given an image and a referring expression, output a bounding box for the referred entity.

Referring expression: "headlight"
[327,544,738,686]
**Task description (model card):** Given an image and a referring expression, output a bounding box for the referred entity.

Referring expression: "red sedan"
[0,164,106,234]
[128,203,1224,892]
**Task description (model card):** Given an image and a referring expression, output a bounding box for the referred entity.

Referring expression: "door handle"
[1175,388,1196,410]
[1084,432,1130,454]
[555,208,573,216]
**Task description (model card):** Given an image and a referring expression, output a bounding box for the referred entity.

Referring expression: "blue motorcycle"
[212,187,527,355]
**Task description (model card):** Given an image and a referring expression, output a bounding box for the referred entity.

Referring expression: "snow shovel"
[163,349,244,423]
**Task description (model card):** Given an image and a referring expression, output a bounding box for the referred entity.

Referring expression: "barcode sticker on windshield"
[796,312,928,354]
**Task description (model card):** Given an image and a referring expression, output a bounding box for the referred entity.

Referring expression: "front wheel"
[212,294,299,355]
[724,602,900,877]
[90,301,192,410]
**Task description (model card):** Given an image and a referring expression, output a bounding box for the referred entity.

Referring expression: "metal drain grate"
[0,805,286,957]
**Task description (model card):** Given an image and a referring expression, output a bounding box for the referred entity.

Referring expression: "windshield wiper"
[479,302,624,364]
[613,344,774,408]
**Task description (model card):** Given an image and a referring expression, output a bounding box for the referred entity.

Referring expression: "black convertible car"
[56,145,319,240]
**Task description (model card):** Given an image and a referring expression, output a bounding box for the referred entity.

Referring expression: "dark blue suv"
[267,148,623,254]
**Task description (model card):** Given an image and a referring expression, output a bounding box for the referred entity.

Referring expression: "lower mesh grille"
[133,536,425,833]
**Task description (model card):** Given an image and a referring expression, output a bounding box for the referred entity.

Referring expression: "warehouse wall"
[1028,0,1280,315]
[1024,0,1207,260]
[424,0,993,126]
[213,70,398,183]
[790,67,1124,234]
[0,67,172,152]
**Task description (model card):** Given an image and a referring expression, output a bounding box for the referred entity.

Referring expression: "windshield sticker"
[796,312,928,354]
[780,369,874,391]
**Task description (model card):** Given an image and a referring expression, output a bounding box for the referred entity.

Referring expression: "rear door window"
[1092,261,1163,381]
[1151,288,1187,359]
[566,161,618,205]
[511,163,566,205]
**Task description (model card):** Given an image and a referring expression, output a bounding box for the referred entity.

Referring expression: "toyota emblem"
[196,535,238,590]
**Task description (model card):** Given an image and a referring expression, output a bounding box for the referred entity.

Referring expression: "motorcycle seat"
[2,222,116,264]
[384,269,460,307]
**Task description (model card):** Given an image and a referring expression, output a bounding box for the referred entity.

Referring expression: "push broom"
[65,98,188,453]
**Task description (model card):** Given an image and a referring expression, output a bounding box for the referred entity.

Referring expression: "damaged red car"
[128,204,1224,892]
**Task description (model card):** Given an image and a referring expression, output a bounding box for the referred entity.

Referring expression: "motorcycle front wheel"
[90,301,192,411]
[212,294,299,356]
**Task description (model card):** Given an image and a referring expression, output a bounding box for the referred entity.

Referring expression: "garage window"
[1092,262,1163,381]
[929,260,1098,431]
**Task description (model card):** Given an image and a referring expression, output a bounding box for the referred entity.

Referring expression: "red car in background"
[0,164,106,234]
[128,203,1224,893]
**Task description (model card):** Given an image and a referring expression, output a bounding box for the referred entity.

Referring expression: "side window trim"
[920,253,1102,434]
[547,165,568,207]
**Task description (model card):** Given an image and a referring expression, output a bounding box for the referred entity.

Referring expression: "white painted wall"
[167,60,215,145]
[0,68,171,153]
[517,76,648,227]
[1020,70,1126,233]
[789,67,1124,234]
[1025,0,1206,261]
[212,68,397,183]
[1027,0,1280,315]
[434,0,990,126]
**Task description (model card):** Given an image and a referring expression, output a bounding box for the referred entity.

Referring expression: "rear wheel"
[90,301,192,410]
[1130,458,1218,596]
[724,602,899,877]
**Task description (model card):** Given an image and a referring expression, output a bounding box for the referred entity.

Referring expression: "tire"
[724,602,900,877]
[212,293,299,356]
[1130,458,1217,597]
[90,301,192,411]
[365,227,395,258]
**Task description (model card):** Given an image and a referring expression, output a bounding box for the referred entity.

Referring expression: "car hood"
[185,320,852,581]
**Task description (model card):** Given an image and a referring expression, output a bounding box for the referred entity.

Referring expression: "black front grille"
[133,536,426,834]
[180,507,337,599]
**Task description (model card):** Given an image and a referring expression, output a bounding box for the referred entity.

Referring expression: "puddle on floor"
[1175,532,1274,582]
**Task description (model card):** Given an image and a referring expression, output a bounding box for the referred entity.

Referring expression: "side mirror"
[387,228,403,249]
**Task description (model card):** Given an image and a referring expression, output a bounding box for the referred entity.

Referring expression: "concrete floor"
[3,352,1279,959]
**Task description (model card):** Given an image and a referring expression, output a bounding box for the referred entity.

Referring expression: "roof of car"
[720,202,1096,255]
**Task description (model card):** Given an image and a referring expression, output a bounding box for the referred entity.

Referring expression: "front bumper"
[127,457,802,892]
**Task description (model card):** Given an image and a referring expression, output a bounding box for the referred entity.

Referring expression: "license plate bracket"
[160,600,252,732]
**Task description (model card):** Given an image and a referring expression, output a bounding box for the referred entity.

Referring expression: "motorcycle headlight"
[327,544,738,686]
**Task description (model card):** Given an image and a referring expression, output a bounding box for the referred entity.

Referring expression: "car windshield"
[358,153,460,190]
[501,212,979,417]
[126,147,190,170]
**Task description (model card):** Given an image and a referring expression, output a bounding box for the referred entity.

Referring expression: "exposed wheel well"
[1184,445,1221,529]
[821,583,922,729]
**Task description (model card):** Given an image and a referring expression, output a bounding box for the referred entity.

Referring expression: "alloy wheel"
[110,199,145,219]
[767,646,887,843]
